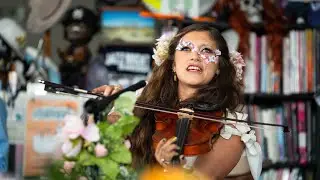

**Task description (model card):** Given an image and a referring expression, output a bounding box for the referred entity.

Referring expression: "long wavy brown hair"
[130,24,244,169]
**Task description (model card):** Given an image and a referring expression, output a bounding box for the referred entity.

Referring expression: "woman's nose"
[190,50,201,61]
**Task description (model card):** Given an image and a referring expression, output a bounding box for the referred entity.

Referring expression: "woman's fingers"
[161,136,177,150]
[155,138,167,160]
[164,151,179,160]
[162,144,180,154]
[91,85,122,96]
[103,86,115,96]
[154,137,187,168]
[91,85,108,94]
[110,85,123,95]
[159,144,179,164]
[154,136,181,167]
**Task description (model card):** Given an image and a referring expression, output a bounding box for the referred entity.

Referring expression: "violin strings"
[135,105,280,131]
[136,102,287,130]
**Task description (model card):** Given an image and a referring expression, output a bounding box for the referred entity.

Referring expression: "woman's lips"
[186,65,202,72]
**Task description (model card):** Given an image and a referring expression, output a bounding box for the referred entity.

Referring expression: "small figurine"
[58,6,99,88]
[240,0,263,24]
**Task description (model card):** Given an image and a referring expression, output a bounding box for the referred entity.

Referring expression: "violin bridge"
[177,108,194,120]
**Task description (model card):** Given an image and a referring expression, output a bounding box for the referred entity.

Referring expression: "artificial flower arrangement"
[46,92,140,180]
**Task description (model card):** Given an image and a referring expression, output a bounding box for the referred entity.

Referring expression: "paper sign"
[23,97,78,176]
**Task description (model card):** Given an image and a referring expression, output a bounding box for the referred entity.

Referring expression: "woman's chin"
[179,79,206,87]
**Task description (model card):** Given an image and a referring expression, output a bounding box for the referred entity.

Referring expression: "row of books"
[246,101,317,164]
[283,30,319,95]
[244,32,281,94]
[260,168,314,180]
[244,29,319,94]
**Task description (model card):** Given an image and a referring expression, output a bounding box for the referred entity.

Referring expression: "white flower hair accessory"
[230,51,246,82]
[151,32,245,82]
[152,31,177,66]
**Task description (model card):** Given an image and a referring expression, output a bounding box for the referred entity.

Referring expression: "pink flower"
[61,139,82,158]
[124,140,131,149]
[95,143,108,157]
[63,161,75,174]
[230,51,246,82]
[81,123,100,142]
[61,114,100,142]
[230,51,245,67]
[62,114,84,140]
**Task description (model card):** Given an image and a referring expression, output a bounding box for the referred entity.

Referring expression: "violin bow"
[38,80,289,133]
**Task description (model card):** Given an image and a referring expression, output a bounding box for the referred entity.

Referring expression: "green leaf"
[113,115,140,137]
[98,121,110,130]
[113,92,136,115]
[104,125,122,141]
[98,121,111,137]
[109,145,131,164]
[96,158,120,180]
[45,160,68,180]
[104,115,139,140]
[78,151,95,166]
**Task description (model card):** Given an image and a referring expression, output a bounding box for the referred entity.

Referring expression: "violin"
[152,105,224,164]
[39,80,289,164]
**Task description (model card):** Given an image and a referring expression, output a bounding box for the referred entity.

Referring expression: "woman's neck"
[178,82,198,101]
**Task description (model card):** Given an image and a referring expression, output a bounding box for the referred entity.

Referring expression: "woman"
[92,24,262,180]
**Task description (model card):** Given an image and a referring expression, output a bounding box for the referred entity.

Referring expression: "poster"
[23,95,81,176]
[101,9,156,44]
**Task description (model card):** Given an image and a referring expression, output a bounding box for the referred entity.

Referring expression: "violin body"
[152,110,224,156]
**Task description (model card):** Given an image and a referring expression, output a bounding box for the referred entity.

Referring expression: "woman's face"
[173,31,220,87]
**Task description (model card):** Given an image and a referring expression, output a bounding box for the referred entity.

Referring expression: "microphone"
[84,80,147,114]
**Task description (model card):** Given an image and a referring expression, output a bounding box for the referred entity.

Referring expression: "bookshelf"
[262,161,316,172]
[246,94,319,180]
[244,93,315,105]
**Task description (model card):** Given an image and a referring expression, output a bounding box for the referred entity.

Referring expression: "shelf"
[262,161,315,172]
[244,93,315,105]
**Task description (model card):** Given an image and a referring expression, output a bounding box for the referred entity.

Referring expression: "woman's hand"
[92,84,123,96]
[155,137,184,168]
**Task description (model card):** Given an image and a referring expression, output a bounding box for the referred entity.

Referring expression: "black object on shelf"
[244,93,315,105]
[250,23,266,36]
